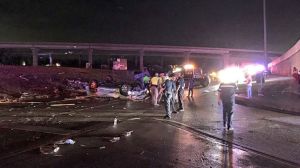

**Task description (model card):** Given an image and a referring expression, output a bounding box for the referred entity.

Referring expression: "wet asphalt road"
[0,84,299,167]
[0,119,296,168]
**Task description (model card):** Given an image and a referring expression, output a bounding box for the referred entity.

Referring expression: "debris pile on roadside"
[0,65,148,103]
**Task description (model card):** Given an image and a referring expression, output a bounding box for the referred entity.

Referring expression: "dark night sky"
[0,0,299,52]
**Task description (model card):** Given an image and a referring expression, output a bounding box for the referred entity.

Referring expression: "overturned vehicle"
[86,74,149,100]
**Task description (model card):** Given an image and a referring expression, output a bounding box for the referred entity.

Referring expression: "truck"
[172,64,210,87]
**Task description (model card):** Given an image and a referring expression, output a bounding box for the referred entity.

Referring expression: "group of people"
[147,72,187,119]
[146,71,238,131]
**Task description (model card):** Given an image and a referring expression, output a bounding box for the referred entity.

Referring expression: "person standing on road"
[256,72,264,96]
[170,74,177,113]
[187,77,195,97]
[157,73,166,104]
[176,73,185,112]
[217,82,238,131]
[163,74,176,119]
[245,74,252,98]
[150,73,160,106]
[292,67,298,82]
[143,75,150,90]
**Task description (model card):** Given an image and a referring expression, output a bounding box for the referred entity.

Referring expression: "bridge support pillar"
[184,51,191,63]
[139,50,144,71]
[88,48,93,68]
[78,55,82,67]
[31,48,39,66]
[49,53,53,66]
[135,55,138,68]
[222,53,230,68]
[160,56,164,67]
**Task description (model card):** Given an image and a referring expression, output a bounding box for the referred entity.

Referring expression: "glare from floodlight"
[183,64,194,70]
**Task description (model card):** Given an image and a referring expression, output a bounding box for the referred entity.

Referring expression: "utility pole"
[263,0,268,69]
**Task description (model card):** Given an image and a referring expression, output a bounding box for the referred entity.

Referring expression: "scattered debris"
[75,96,85,99]
[94,87,120,98]
[99,146,106,150]
[50,103,76,107]
[19,75,29,81]
[0,93,13,102]
[128,118,140,121]
[113,118,118,126]
[35,95,49,99]
[40,144,60,155]
[128,89,148,100]
[55,139,76,145]
[66,79,87,90]
[24,118,31,123]
[0,66,147,103]
[110,137,120,143]
[124,131,133,137]
[65,139,76,144]
[53,154,63,157]
[269,124,281,129]
[19,92,36,101]
[55,140,65,145]
[0,66,153,103]
[34,136,41,140]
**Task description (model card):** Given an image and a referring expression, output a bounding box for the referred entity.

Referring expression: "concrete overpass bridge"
[268,39,300,75]
[0,42,281,71]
